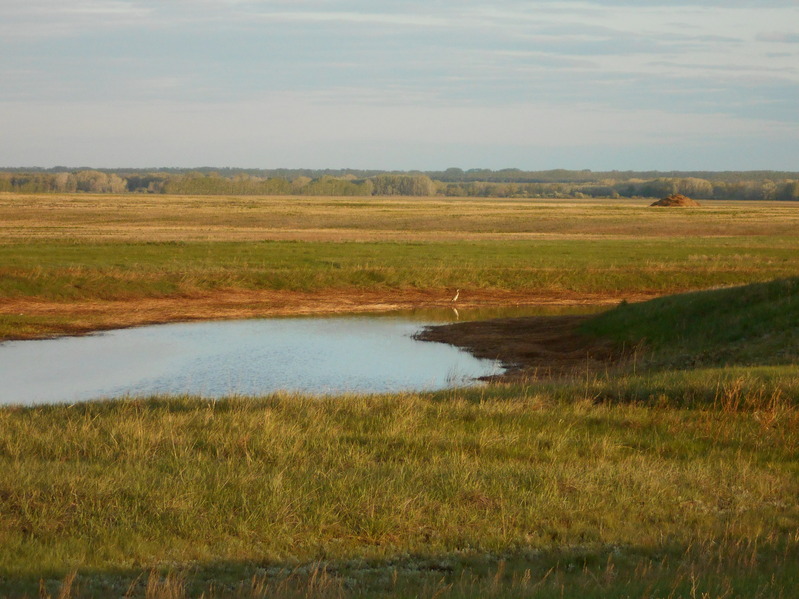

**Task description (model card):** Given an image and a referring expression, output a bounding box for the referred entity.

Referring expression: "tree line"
[440,177,799,202]
[1,169,797,201]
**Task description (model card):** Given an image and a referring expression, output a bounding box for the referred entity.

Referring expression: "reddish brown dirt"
[0,288,656,342]
[650,194,701,207]
[416,315,627,381]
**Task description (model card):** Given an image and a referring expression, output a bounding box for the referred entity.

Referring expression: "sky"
[1,0,798,171]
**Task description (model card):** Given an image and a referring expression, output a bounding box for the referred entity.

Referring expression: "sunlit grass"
[2,238,798,301]
[3,194,799,242]
[3,194,799,596]
[3,194,799,342]
[2,378,799,596]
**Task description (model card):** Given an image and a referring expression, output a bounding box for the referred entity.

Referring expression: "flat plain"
[1,192,799,598]
[2,193,799,340]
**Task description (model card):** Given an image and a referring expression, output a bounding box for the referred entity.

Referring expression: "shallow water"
[0,305,606,406]
[0,314,504,406]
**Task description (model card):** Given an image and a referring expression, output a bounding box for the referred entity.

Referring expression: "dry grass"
[3,193,799,243]
[4,386,799,597]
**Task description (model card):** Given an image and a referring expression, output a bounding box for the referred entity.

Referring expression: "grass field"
[2,194,799,340]
[3,378,799,598]
[1,193,799,597]
[4,237,798,299]
[4,194,799,243]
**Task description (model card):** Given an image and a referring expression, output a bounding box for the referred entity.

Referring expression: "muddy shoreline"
[0,288,649,342]
[1,288,637,388]
[416,315,626,382]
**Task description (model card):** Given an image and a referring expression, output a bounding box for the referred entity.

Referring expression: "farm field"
[1,193,799,598]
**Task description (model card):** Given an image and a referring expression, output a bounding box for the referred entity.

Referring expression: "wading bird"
[451,289,460,302]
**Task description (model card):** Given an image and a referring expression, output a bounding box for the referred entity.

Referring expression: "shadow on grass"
[9,537,799,599]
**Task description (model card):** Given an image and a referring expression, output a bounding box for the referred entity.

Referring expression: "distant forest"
[1,167,798,201]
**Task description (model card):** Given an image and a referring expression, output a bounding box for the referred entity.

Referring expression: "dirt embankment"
[416,315,628,382]
[650,194,701,207]
[3,288,638,384]
[0,288,654,342]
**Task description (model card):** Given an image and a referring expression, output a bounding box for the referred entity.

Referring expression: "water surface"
[0,314,505,406]
[0,305,608,406]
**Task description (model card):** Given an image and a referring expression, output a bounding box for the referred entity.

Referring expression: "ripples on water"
[0,313,496,406]
[0,306,605,406]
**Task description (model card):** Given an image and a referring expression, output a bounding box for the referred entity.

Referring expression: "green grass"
[2,384,799,597]
[581,276,799,369]
[3,197,799,597]
[2,238,798,301]
[518,364,799,410]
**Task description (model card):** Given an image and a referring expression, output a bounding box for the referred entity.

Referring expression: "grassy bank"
[6,236,798,341]
[582,276,799,370]
[2,382,799,597]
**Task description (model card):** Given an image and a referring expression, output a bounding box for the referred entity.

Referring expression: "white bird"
[451,288,460,302]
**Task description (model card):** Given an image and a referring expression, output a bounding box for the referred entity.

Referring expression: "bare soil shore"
[416,314,627,381]
[0,288,649,342]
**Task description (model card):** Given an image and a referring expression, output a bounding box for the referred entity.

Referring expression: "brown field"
[3,193,799,243]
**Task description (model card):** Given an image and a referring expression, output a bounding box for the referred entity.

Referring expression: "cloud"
[0,0,152,38]
[2,93,797,169]
[1,0,798,168]
[244,10,449,27]
[757,31,799,43]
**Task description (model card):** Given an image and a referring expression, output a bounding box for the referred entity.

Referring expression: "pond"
[0,306,601,406]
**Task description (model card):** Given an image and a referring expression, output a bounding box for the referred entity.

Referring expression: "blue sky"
[1,1,798,170]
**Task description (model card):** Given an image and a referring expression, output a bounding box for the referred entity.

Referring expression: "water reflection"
[0,305,608,406]
[0,315,506,406]
[356,304,605,322]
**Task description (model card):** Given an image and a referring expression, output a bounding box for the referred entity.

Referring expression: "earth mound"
[650,194,700,207]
